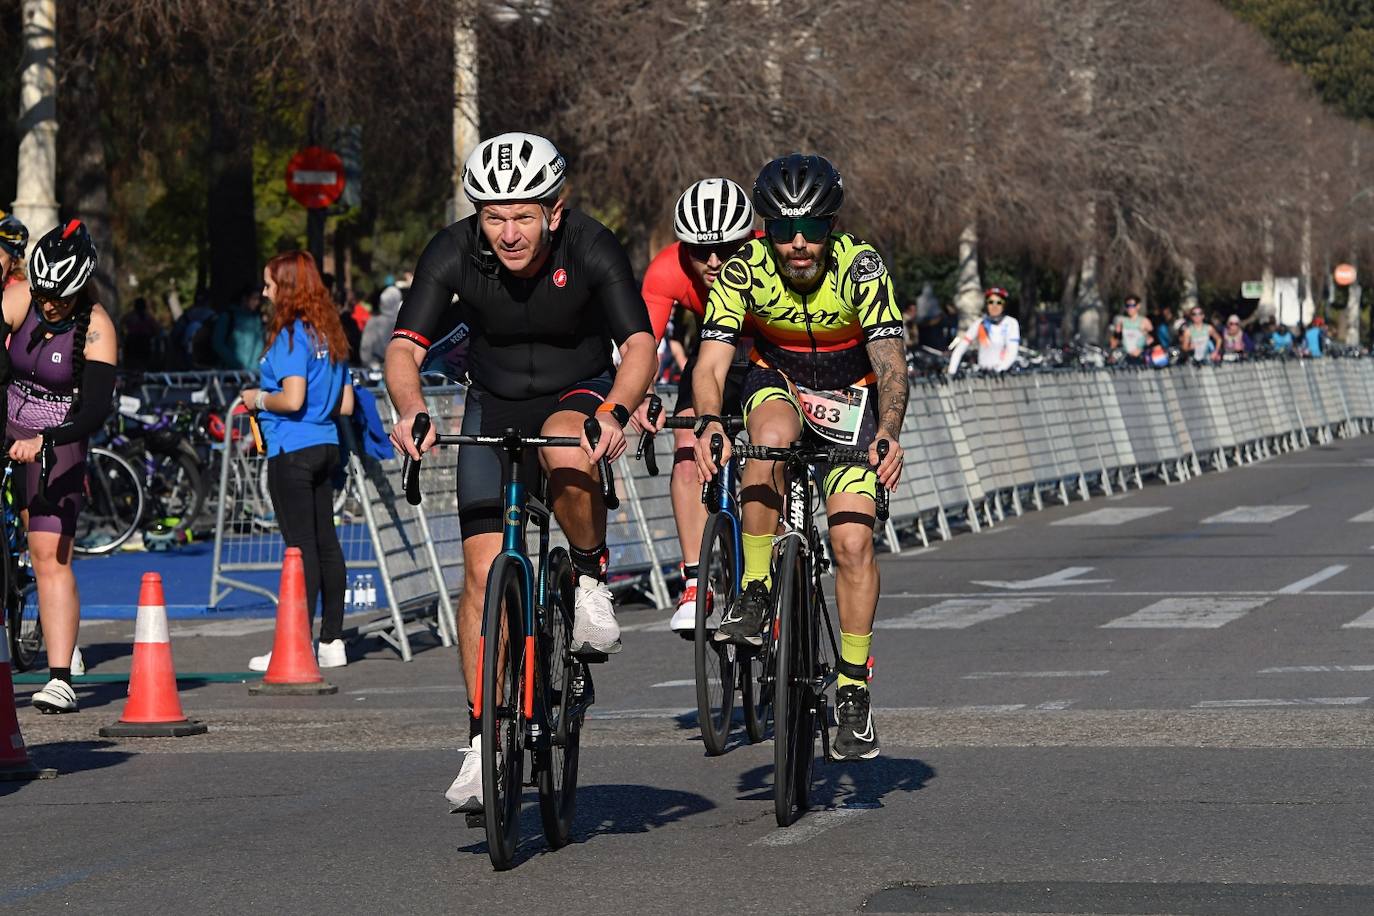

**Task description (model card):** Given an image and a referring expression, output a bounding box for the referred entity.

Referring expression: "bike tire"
[772,537,815,827]
[146,448,206,529]
[741,639,773,744]
[537,547,580,849]
[4,554,39,672]
[73,447,145,556]
[695,511,738,755]
[481,556,527,871]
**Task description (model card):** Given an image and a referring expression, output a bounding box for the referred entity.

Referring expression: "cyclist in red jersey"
[634,178,757,633]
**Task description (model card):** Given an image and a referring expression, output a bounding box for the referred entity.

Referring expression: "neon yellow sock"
[838,631,872,689]
[740,533,773,588]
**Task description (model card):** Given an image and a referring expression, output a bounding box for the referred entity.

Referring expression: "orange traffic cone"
[99,573,207,738]
[249,547,337,696]
[0,623,56,780]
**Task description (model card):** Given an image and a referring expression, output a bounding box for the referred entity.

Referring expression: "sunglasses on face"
[686,241,742,263]
[986,298,1006,306]
[1126,302,1139,308]
[765,217,832,244]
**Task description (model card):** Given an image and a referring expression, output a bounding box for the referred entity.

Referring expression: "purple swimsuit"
[6,304,86,536]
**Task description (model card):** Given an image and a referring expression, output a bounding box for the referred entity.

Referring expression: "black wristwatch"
[597,402,631,428]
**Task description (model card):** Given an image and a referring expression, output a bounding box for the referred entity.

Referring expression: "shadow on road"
[735,754,936,809]
[0,740,134,798]
[458,784,715,866]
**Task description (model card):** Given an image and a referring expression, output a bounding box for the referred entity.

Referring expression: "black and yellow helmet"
[0,210,28,259]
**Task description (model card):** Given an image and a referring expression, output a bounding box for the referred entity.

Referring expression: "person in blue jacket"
[240,251,355,671]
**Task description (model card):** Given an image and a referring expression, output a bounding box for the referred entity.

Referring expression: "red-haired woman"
[240,251,355,670]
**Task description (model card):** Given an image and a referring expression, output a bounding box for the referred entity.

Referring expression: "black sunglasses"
[686,240,744,263]
[765,217,832,244]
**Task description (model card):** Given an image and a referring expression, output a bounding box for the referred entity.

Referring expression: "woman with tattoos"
[1,221,117,713]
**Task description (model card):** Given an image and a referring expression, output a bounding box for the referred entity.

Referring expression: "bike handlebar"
[731,440,889,523]
[401,413,618,510]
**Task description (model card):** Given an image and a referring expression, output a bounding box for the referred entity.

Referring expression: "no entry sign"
[285,147,346,209]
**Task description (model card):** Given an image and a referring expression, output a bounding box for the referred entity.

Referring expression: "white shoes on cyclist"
[572,576,621,655]
[669,578,697,634]
[249,639,348,672]
[446,735,483,813]
[70,646,85,676]
[32,678,78,714]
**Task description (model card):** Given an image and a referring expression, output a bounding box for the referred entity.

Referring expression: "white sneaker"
[669,578,697,633]
[248,650,272,672]
[316,639,347,668]
[445,736,483,813]
[32,678,78,714]
[572,575,621,654]
[70,646,85,676]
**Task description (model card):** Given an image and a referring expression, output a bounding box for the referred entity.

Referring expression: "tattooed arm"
[865,335,908,489]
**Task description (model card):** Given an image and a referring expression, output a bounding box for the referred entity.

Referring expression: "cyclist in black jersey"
[693,155,908,762]
[383,132,656,814]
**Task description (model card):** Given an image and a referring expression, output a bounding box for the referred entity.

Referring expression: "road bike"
[726,437,888,826]
[638,398,768,754]
[403,412,619,870]
[4,442,58,670]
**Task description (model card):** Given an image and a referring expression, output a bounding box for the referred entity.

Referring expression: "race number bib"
[796,384,868,446]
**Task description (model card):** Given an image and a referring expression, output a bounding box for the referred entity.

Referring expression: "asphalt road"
[7,433,1374,914]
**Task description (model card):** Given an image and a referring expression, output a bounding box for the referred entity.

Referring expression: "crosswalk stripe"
[1051,507,1171,527]
[1349,508,1374,523]
[1342,608,1374,628]
[1201,505,1307,524]
[1101,597,1270,629]
[875,597,1051,630]
[1277,565,1348,594]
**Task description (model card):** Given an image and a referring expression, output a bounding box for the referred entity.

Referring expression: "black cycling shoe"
[830,685,880,760]
[714,579,770,646]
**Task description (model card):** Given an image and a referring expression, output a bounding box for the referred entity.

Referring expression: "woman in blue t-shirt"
[240,251,355,670]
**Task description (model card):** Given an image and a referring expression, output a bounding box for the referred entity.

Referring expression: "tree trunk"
[1346,283,1362,347]
[207,96,258,309]
[451,0,478,224]
[1258,217,1276,323]
[955,222,982,332]
[1179,255,1199,314]
[1059,259,1078,342]
[1075,201,1103,344]
[14,0,59,240]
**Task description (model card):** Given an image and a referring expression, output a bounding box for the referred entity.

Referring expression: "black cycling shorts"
[457,373,612,539]
[674,353,747,418]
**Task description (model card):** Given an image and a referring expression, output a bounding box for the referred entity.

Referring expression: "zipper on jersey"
[800,288,820,389]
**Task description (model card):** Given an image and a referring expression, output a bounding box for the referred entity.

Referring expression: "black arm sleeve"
[391,226,466,350]
[43,360,116,445]
[585,226,651,345]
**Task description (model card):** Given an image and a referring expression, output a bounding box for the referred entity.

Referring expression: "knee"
[829,529,874,573]
[750,421,795,448]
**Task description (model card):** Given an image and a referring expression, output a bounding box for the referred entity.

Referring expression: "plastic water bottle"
[345,573,361,611]
[362,573,377,609]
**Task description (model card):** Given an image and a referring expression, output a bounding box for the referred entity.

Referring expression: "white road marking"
[1051,507,1171,527]
[590,707,695,720]
[1193,697,1369,708]
[875,597,1051,630]
[972,567,1112,590]
[883,590,1374,599]
[1343,608,1374,628]
[650,679,696,688]
[1259,665,1374,673]
[751,803,880,847]
[1277,565,1349,594]
[1201,505,1307,524]
[1035,700,1076,710]
[962,670,1109,680]
[344,685,464,696]
[1102,597,1270,629]
[1349,508,1374,523]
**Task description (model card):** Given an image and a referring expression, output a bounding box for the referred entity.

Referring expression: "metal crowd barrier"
[206,357,1374,658]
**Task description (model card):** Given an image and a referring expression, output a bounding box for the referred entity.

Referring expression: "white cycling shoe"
[445,736,483,813]
[572,576,621,654]
[32,678,78,714]
[669,578,697,634]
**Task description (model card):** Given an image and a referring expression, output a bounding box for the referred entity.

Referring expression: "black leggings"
[267,443,347,641]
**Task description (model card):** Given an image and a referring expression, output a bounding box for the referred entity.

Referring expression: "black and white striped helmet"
[29,220,97,299]
[462,132,567,204]
[673,178,754,244]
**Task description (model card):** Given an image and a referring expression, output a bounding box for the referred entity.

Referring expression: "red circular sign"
[285,146,345,209]
[553,268,567,288]
[1334,263,1358,287]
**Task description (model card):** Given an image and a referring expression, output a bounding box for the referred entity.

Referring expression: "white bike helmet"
[673,178,754,245]
[462,132,567,204]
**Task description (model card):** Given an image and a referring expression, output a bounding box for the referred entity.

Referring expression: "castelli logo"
[553,268,567,288]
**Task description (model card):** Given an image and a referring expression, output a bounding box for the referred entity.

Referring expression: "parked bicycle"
[402,412,618,870]
[4,442,54,670]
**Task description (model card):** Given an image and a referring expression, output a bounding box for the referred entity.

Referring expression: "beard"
[778,254,824,286]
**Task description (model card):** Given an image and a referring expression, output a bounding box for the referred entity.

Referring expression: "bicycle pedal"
[573,649,610,664]
[464,812,483,829]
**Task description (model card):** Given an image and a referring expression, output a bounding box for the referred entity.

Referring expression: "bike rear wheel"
[481,557,527,870]
[696,511,738,755]
[145,448,206,529]
[4,555,39,672]
[74,447,145,555]
[537,547,580,848]
[772,538,816,827]
[741,637,773,744]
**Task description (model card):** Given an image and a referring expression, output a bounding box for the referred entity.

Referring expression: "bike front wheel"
[772,537,816,827]
[481,556,527,871]
[4,555,39,672]
[696,511,738,755]
[537,547,580,849]
[73,447,145,555]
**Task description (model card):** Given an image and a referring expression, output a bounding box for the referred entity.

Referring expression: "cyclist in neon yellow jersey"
[692,154,906,761]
